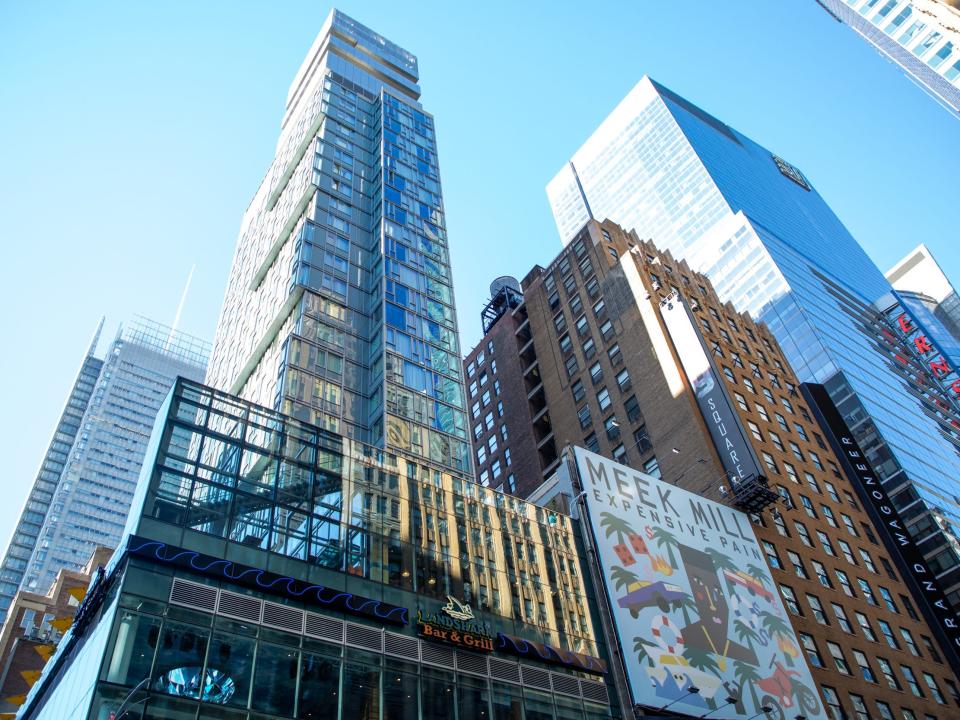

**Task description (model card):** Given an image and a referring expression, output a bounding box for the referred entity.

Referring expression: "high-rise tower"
[814,0,960,116]
[19,318,209,595]
[0,322,104,624]
[207,10,469,472]
[546,76,960,608]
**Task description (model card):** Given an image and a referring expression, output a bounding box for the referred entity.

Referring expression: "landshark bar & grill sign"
[417,595,494,652]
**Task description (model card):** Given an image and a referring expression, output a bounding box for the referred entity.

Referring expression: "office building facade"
[19,318,209,597]
[206,9,469,475]
[0,323,105,625]
[546,77,960,609]
[15,379,613,720]
[815,0,960,116]
[466,219,960,719]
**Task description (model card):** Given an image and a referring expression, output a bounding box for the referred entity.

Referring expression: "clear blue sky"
[0,1,957,547]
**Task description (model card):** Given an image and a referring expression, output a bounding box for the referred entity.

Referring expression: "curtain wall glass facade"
[206,10,469,473]
[546,76,960,606]
[18,379,612,720]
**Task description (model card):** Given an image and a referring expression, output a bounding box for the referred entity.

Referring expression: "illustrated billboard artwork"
[573,447,825,720]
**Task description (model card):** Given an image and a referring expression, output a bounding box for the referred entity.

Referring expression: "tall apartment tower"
[466,220,960,718]
[887,243,960,352]
[19,318,208,595]
[546,76,960,608]
[0,323,105,624]
[207,10,469,472]
[814,0,960,116]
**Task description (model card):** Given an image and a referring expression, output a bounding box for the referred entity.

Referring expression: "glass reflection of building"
[17,380,612,720]
[206,9,470,474]
[546,75,960,608]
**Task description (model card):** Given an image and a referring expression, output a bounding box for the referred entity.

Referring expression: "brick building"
[0,546,112,717]
[464,219,960,720]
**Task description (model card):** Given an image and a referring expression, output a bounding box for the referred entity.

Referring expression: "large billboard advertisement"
[574,447,825,720]
[659,292,763,484]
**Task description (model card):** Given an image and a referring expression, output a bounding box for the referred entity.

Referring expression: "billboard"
[573,447,825,720]
[659,292,762,484]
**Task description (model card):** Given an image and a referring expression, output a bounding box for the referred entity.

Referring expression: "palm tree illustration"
[610,566,641,594]
[650,527,680,569]
[676,593,696,626]
[705,548,737,574]
[733,659,761,711]
[734,618,759,655]
[633,635,658,668]
[682,644,722,707]
[745,563,772,589]
[600,512,637,565]
[760,611,795,666]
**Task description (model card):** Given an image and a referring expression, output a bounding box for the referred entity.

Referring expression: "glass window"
[876,701,895,720]
[822,685,844,720]
[921,635,942,664]
[252,643,299,716]
[901,665,923,697]
[924,672,946,704]
[877,619,897,648]
[571,379,585,403]
[762,540,782,569]
[879,586,898,613]
[900,627,920,656]
[780,584,802,615]
[850,693,870,720]
[877,657,901,690]
[105,612,163,687]
[800,632,824,667]
[812,560,831,587]
[853,649,876,683]
[836,570,854,596]
[807,594,828,624]
[827,641,850,674]
[383,668,420,720]
[788,550,807,578]
[342,656,381,718]
[643,457,661,479]
[832,603,853,633]
[856,612,877,642]
[577,405,592,429]
[589,362,603,384]
[208,632,255,708]
[597,387,611,411]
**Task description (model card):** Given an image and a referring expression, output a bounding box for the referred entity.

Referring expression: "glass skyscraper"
[207,10,469,474]
[815,0,960,116]
[19,318,209,597]
[0,322,105,624]
[547,76,960,606]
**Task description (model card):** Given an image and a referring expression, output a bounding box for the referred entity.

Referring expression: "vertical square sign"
[574,447,825,720]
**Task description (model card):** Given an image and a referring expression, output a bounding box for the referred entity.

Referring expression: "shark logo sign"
[574,447,825,720]
[417,596,494,652]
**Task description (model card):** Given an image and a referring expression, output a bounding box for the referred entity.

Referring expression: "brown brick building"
[464,219,960,720]
[0,546,112,717]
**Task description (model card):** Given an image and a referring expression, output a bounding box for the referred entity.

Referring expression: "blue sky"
[0,1,957,547]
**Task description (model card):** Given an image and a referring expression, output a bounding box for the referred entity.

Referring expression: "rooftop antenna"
[166,264,195,350]
[87,316,106,358]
